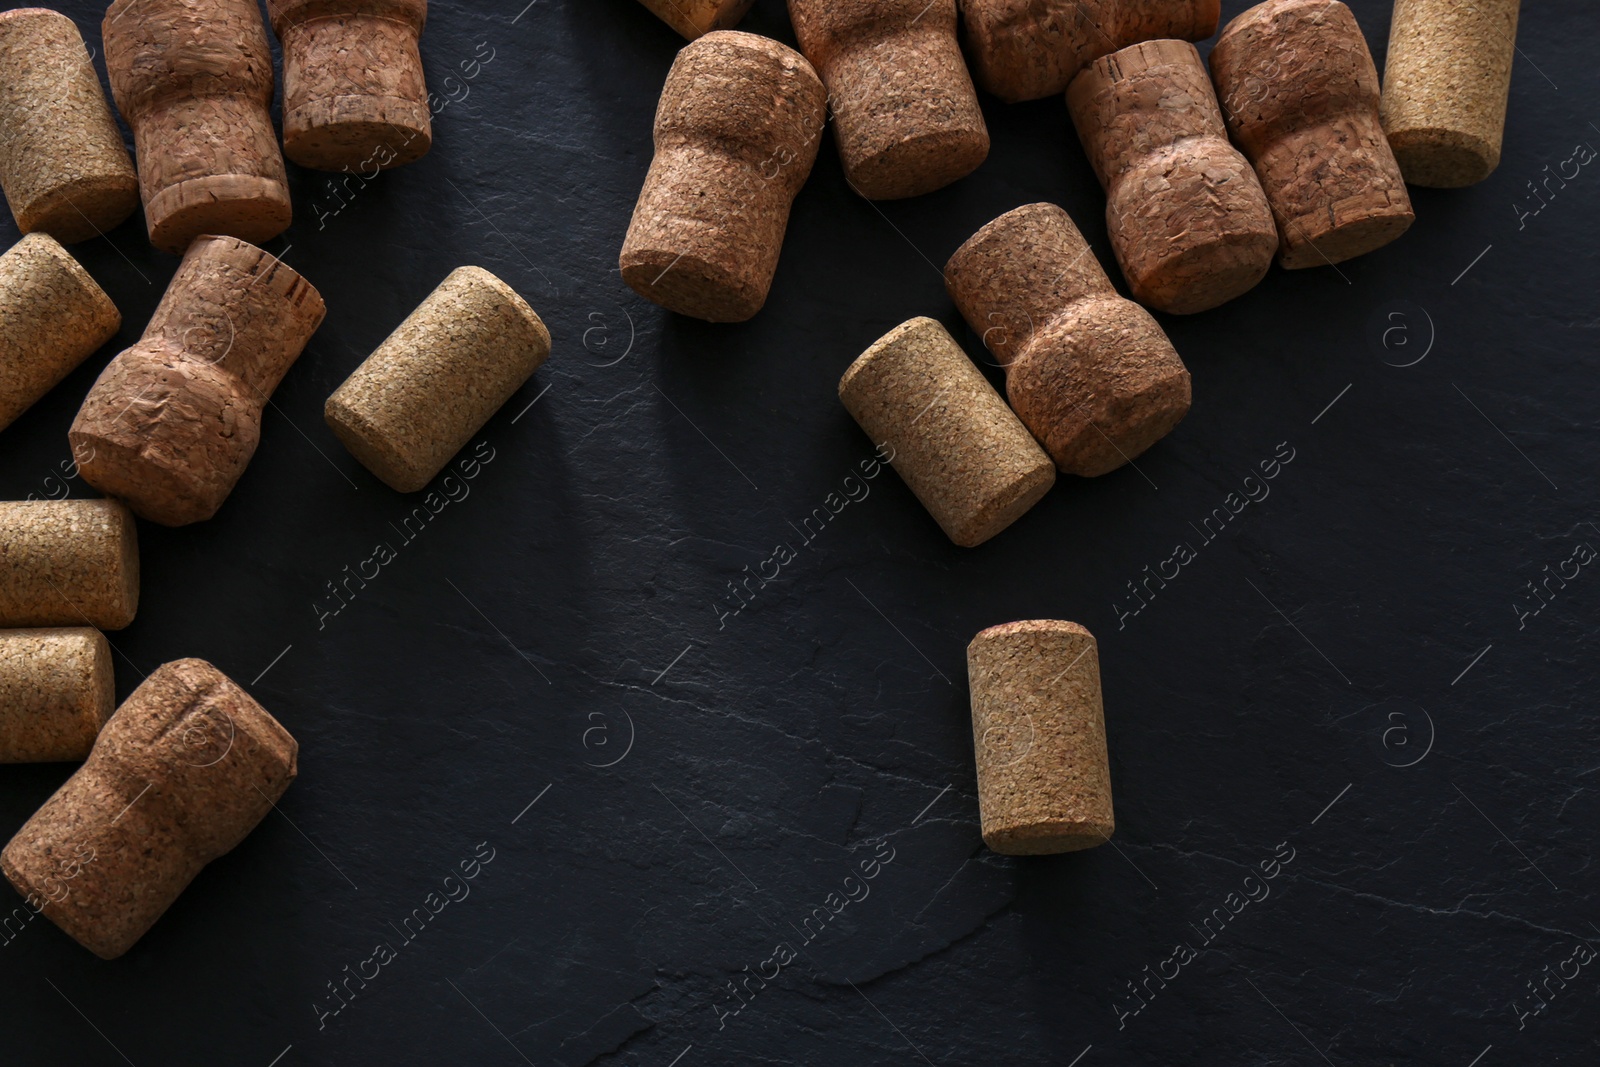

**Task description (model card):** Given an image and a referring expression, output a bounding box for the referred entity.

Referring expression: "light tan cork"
[788,0,989,200]
[0,8,138,243]
[1,658,298,958]
[70,236,327,527]
[0,628,114,763]
[636,0,755,39]
[103,0,292,255]
[326,266,550,492]
[944,203,1191,477]
[839,318,1054,547]
[1380,0,1519,188]
[967,620,1114,855]
[0,234,121,433]
[0,499,138,631]
[1210,0,1414,269]
[268,0,433,171]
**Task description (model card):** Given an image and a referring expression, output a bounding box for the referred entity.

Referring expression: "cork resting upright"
[0,499,139,632]
[0,628,115,764]
[635,0,755,39]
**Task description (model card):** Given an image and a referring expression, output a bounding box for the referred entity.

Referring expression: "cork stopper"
[0,628,114,763]
[788,0,989,199]
[1380,0,1519,188]
[1,658,298,958]
[0,499,139,631]
[944,203,1191,476]
[0,8,139,243]
[0,233,122,433]
[635,0,755,39]
[1210,0,1414,269]
[326,266,551,492]
[620,31,826,322]
[70,236,327,527]
[967,620,1114,855]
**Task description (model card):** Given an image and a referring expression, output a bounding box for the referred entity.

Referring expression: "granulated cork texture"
[0,628,114,763]
[0,499,138,631]
[636,0,755,39]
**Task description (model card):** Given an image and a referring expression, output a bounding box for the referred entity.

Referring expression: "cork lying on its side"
[636,0,755,39]
[0,628,114,763]
[326,267,551,492]
[0,499,139,631]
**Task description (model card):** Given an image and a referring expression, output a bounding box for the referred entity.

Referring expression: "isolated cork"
[945,203,1191,477]
[1210,0,1414,269]
[967,620,1113,855]
[636,0,754,39]
[0,628,114,763]
[620,31,826,322]
[267,0,432,171]
[0,499,139,631]
[70,236,326,527]
[1381,0,1519,188]
[0,8,138,243]
[788,0,989,199]
[0,234,122,433]
[1,658,298,958]
[326,267,550,492]
[103,0,292,254]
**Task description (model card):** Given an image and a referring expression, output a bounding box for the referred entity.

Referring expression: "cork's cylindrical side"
[1,658,297,958]
[967,619,1113,855]
[0,499,139,631]
[0,628,114,763]
[0,9,139,242]
[326,267,551,492]
[636,0,756,39]
[1380,0,1518,188]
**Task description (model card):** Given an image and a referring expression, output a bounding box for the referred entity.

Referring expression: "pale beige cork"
[0,628,114,763]
[103,0,292,255]
[1380,0,1519,188]
[1,658,298,958]
[636,0,755,39]
[967,620,1113,855]
[944,202,1191,477]
[0,8,139,243]
[0,233,121,433]
[0,499,138,632]
[326,266,550,492]
[70,236,326,527]
[788,0,989,200]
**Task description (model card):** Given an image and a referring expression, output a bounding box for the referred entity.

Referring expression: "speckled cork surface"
[0,8,138,243]
[1,658,298,959]
[0,499,138,631]
[636,0,755,39]
[326,266,550,492]
[0,628,113,763]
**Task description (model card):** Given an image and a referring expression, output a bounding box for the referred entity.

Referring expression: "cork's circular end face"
[847,127,990,201]
[18,175,141,245]
[87,628,116,731]
[838,316,944,400]
[1132,229,1279,315]
[454,265,553,358]
[73,433,219,527]
[1045,367,1192,478]
[1279,206,1415,269]
[621,248,765,323]
[324,394,430,493]
[971,618,1093,648]
[1388,128,1499,189]
[283,99,434,172]
[14,233,124,339]
[983,818,1114,856]
[948,202,1063,271]
[954,461,1056,548]
[102,498,139,629]
[146,176,293,257]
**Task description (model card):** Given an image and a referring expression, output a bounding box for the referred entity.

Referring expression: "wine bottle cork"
[102,0,292,255]
[1210,0,1414,269]
[967,620,1114,855]
[635,0,755,39]
[788,0,989,200]
[620,31,826,322]
[944,203,1191,477]
[1,658,298,959]
[1380,0,1519,188]
[0,499,139,632]
[838,317,1055,547]
[70,236,326,527]
[1067,40,1278,314]
[0,8,139,243]
[0,233,122,433]
[267,0,433,171]
[325,267,551,492]
[0,628,114,763]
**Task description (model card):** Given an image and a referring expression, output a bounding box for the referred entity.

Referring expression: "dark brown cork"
[0,499,139,632]
[636,0,755,39]
[1067,40,1277,314]
[788,0,989,199]
[0,628,114,763]
[70,236,327,527]
[1210,0,1414,269]
[620,31,826,322]
[103,0,292,255]
[267,0,432,171]
[1,658,298,958]
[944,202,1191,477]
[967,620,1114,855]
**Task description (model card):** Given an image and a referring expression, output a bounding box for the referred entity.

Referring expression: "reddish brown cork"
[1,658,298,958]
[103,0,292,255]
[945,203,1191,477]
[788,0,989,199]
[267,0,432,171]
[0,628,114,763]
[1067,40,1277,314]
[1210,0,1414,269]
[70,237,326,527]
[620,31,826,322]
[0,499,139,632]
[636,0,755,39]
